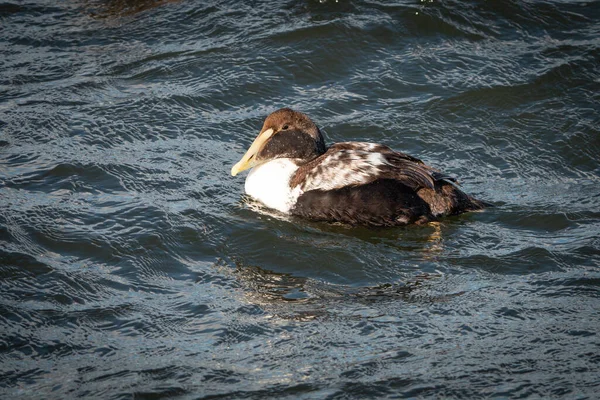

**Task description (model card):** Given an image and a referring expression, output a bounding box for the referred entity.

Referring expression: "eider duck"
[231,108,487,226]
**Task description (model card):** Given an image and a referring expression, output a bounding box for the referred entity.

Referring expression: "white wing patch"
[367,152,387,166]
[300,149,386,192]
[296,142,435,193]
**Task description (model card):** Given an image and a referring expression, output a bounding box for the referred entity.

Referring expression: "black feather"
[291,179,434,227]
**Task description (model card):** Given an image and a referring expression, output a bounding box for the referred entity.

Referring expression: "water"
[1,0,599,398]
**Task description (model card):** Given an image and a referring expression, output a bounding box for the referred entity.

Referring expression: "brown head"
[231,108,326,176]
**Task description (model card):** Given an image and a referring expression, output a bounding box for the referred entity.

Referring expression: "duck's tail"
[418,182,490,217]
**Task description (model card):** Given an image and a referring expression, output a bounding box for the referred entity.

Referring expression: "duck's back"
[289,142,486,226]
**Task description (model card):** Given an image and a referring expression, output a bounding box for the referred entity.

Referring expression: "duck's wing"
[292,142,441,192]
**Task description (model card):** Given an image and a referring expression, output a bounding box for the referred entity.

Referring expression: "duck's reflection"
[228,260,458,321]
[227,202,462,319]
[233,264,312,304]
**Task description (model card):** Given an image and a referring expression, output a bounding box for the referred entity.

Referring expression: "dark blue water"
[1,0,599,398]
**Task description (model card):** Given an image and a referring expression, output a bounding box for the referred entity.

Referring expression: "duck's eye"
[282,125,289,130]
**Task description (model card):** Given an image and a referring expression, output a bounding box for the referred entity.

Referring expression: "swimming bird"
[231,108,487,226]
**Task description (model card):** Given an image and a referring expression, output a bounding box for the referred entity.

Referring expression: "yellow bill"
[231,128,275,176]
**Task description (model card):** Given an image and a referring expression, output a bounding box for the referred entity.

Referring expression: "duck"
[231,108,487,226]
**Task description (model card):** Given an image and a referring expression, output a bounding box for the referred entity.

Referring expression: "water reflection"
[228,259,456,321]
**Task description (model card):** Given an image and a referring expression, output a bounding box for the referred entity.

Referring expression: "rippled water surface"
[1,0,599,398]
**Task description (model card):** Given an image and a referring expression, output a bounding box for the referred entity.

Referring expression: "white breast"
[244,159,303,214]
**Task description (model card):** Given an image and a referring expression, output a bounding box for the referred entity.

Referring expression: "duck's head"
[231,108,326,176]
